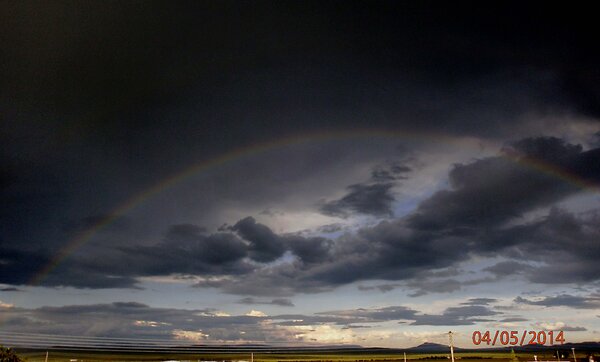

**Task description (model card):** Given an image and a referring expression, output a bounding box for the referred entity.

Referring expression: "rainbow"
[28,129,600,286]
[503,149,600,194]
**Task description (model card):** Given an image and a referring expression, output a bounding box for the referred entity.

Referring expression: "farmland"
[13,349,592,362]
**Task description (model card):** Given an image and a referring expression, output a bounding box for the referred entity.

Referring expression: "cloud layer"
[1,137,599,296]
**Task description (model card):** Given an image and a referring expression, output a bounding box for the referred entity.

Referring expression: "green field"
[14,350,589,362]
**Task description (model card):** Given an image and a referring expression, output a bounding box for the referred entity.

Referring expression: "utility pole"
[251,352,254,362]
[448,331,455,362]
[45,351,49,362]
[572,348,576,362]
[404,352,407,362]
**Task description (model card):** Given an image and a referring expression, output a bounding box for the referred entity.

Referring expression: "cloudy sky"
[1,1,600,348]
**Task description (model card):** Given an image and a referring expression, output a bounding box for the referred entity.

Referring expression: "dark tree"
[0,346,24,362]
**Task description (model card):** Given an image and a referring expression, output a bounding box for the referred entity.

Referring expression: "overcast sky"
[1,1,600,348]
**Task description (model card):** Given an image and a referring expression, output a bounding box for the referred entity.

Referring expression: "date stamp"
[472,330,565,346]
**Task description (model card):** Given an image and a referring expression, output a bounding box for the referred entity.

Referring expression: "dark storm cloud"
[231,217,286,263]
[407,137,592,232]
[229,217,335,264]
[62,215,132,233]
[493,207,600,284]
[2,1,598,140]
[286,235,334,264]
[320,183,396,218]
[319,160,412,218]
[2,137,600,292]
[2,224,253,288]
[0,217,337,289]
[0,245,141,289]
[514,295,600,309]
[286,138,600,293]
[2,0,600,298]
[115,231,252,278]
[161,225,247,265]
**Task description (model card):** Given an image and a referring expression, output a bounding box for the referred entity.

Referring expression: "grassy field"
[15,350,587,362]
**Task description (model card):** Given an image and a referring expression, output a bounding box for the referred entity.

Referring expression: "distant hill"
[405,342,463,353]
[14,340,600,354]
[510,341,600,353]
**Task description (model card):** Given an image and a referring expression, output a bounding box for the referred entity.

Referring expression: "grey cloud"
[531,322,587,332]
[371,162,412,182]
[461,298,498,306]
[0,300,504,342]
[515,294,600,309]
[560,326,587,332]
[315,304,502,327]
[164,224,208,244]
[341,325,372,329]
[357,284,400,293]
[271,298,295,307]
[0,302,274,342]
[320,183,396,218]
[406,279,463,297]
[237,297,294,307]
[409,305,500,326]
[409,316,494,326]
[315,223,345,234]
[499,317,528,322]
[484,261,533,277]
[318,306,419,322]
[258,208,285,217]
[443,305,500,317]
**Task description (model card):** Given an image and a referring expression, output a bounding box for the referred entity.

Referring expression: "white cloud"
[133,320,171,327]
[245,310,267,317]
[291,325,354,343]
[172,329,209,341]
[535,321,566,330]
